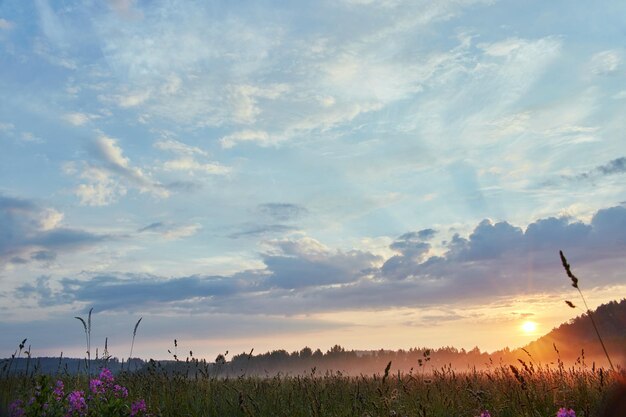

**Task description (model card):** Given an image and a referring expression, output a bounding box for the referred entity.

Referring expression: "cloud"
[258,236,381,290]
[35,0,67,47]
[62,112,99,126]
[228,84,291,124]
[155,139,230,175]
[0,194,106,265]
[220,130,273,149]
[257,203,308,222]
[17,206,626,315]
[597,157,626,175]
[72,165,127,206]
[30,250,57,262]
[0,18,14,30]
[163,180,202,193]
[553,157,626,184]
[589,50,621,75]
[138,222,202,240]
[154,139,208,157]
[162,157,230,175]
[18,273,245,312]
[228,224,297,239]
[0,122,15,132]
[67,134,169,205]
[87,0,502,150]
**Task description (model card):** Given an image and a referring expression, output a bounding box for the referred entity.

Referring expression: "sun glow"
[521,321,538,334]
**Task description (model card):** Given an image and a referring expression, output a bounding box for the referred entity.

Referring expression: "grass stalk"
[559,250,615,372]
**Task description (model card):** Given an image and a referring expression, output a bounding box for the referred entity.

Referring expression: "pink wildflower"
[557,408,576,417]
[98,368,114,384]
[8,400,25,417]
[53,380,65,401]
[130,399,147,417]
[68,390,87,416]
[89,378,105,395]
[480,411,492,417]
[113,384,129,398]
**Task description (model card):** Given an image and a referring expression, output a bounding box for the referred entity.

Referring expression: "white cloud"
[0,122,15,132]
[220,130,274,148]
[62,112,99,126]
[155,138,230,175]
[93,134,167,196]
[154,139,208,156]
[68,134,169,205]
[589,50,621,75]
[20,132,42,142]
[479,38,526,57]
[117,90,151,108]
[0,18,14,30]
[229,84,290,124]
[75,166,127,206]
[162,157,230,175]
[38,208,64,231]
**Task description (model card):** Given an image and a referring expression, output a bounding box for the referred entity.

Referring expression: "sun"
[521,321,538,334]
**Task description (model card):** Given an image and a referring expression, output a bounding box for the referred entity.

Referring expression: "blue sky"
[1,0,625,360]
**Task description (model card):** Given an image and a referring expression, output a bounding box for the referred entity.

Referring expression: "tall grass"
[559,250,615,371]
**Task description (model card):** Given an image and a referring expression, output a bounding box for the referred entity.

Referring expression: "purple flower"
[99,368,114,384]
[53,380,65,400]
[68,390,87,416]
[113,384,129,398]
[557,408,576,417]
[480,411,492,417]
[89,378,105,395]
[8,400,25,417]
[130,399,147,417]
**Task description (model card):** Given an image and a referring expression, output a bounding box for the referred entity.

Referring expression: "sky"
[1,0,625,361]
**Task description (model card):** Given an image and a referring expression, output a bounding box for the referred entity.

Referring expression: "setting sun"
[521,321,538,334]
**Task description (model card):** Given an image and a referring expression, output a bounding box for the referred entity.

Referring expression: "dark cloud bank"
[0,194,106,266]
[18,204,626,315]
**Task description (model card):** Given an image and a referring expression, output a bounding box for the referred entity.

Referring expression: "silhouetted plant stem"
[129,317,143,371]
[559,250,615,372]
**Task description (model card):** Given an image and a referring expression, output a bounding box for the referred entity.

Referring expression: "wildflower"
[53,380,65,401]
[8,400,25,417]
[557,408,576,417]
[68,390,87,416]
[113,384,129,398]
[99,368,115,385]
[480,411,491,417]
[130,399,147,417]
[89,378,105,395]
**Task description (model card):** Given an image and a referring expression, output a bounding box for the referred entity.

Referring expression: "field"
[1,357,622,417]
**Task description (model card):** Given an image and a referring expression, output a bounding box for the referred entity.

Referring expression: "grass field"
[1,358,621,417]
